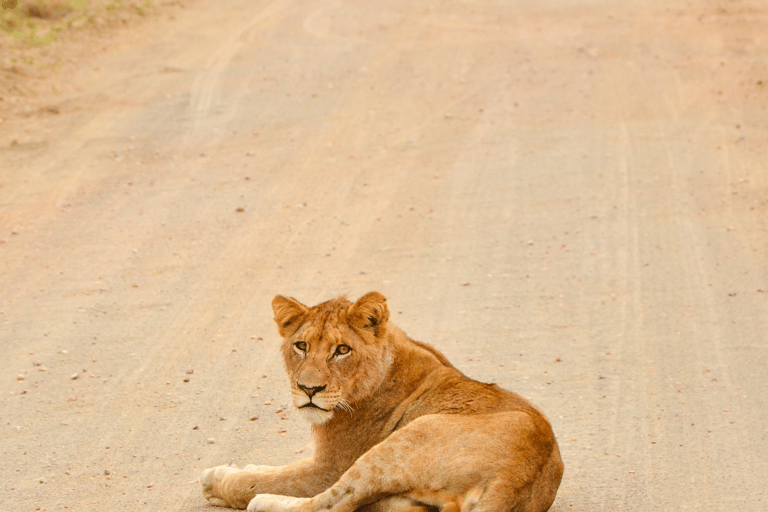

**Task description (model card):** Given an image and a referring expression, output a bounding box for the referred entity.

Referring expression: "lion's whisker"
[335,398,354,415]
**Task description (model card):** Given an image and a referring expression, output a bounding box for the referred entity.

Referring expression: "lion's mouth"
[299,402,329,411]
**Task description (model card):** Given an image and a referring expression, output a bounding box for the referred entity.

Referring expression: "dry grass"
[21,0,75,20]
[1,0,154,43]
[2,1,79,43]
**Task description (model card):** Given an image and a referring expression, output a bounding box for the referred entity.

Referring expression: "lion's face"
[271,293,391,424]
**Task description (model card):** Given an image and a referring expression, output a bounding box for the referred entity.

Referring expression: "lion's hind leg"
[402,487,483,512]
[354,487,481,512]
[359,496,438,512]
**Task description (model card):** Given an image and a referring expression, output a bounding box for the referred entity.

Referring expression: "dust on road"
[1,0,767,511]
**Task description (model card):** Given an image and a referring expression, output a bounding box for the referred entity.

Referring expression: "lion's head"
[271,292,392,424]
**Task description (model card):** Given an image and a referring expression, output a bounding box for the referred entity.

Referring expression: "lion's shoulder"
[380,333,537,427]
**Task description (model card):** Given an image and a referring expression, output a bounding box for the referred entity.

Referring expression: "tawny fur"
[201,292,563,512]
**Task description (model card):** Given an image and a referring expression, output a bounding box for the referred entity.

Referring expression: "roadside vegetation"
[1,0,179,119]
[2,0,156,44]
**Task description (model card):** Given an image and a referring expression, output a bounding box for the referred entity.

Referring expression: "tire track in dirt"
[186,0,293,142]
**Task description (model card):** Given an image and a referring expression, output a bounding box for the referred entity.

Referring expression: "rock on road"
[1,0,767,511]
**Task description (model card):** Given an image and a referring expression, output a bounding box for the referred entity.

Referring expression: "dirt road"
[1,0,767,510]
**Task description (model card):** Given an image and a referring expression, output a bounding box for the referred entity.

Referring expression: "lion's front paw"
[248,494,309,512]
[201,464,243,507]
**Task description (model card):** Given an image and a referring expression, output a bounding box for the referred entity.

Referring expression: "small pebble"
[206,438,215,444]
[105,469,110,475]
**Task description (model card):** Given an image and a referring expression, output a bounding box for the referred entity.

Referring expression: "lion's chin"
[297,406,334,425]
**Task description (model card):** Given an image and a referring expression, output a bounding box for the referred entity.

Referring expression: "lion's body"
[201,293,563,512]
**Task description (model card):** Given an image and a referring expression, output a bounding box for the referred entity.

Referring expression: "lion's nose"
[297,384,326,398]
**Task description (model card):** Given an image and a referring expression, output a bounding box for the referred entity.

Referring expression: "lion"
[200,292,563,512]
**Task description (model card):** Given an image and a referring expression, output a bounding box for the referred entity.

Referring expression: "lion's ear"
[272,295,309,338]
[349,291,390,335]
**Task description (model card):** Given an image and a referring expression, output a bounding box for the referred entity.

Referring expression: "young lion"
[201,292,563,512]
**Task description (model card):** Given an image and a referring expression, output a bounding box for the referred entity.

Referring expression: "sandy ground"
[1,0,767,511]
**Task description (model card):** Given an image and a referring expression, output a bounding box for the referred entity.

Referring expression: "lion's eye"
[334,345,351,356]
[294,341,308,352]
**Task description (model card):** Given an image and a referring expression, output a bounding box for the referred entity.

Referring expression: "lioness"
[201,292,563,512]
